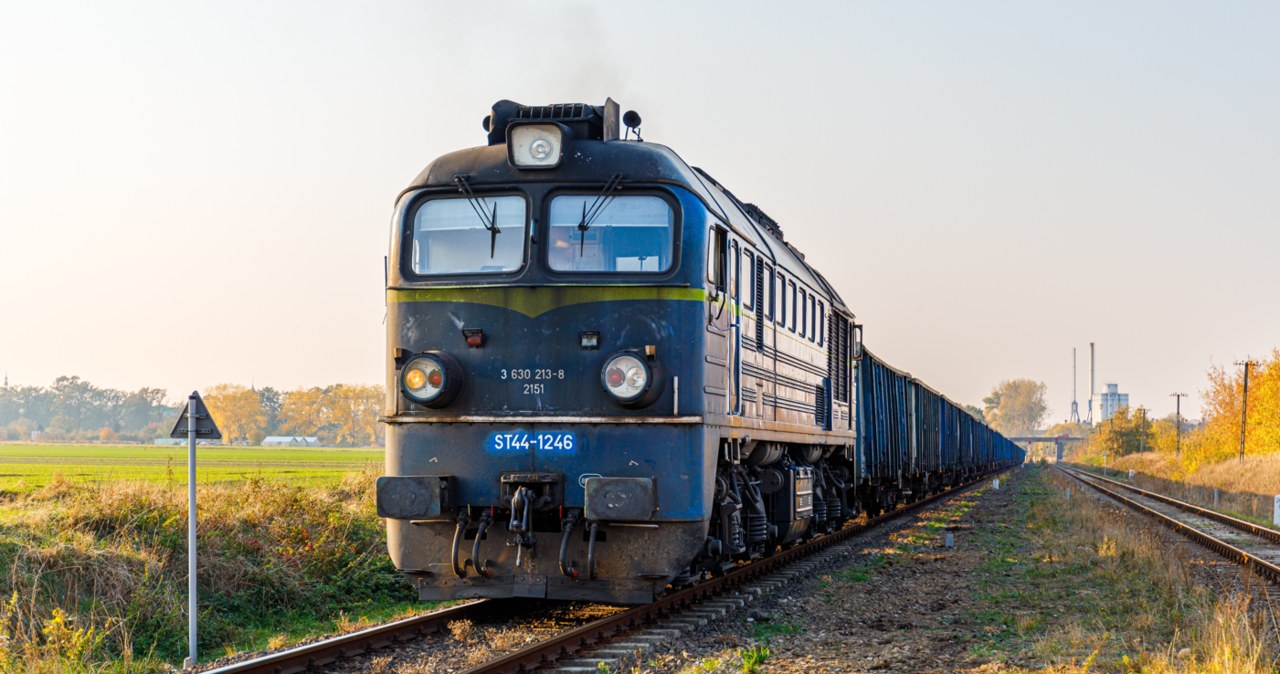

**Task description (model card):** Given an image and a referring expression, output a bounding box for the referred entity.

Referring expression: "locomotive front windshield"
[547,195,674,273]
[411,195,528,275]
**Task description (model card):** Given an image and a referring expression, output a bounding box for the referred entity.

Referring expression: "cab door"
[728,239,743,415]
[707,227,747,417]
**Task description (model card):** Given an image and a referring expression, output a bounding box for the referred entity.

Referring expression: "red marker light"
[427,370,444,387]
[606,368,625,387]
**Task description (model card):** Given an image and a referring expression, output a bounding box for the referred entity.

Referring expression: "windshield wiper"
[576,173,625,256]
[453,174,501,258]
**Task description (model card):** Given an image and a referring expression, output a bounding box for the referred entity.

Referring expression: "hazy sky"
[2,1,1277,422]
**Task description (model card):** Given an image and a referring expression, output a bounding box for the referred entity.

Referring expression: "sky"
[1,1,1277,422]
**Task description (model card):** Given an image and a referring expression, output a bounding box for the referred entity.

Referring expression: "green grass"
[835,553,887,582]
[751,620,802,642]
[0,443,382,493]
[739,644,770,673]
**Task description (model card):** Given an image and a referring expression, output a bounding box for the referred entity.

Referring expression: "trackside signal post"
[169,392,221,669]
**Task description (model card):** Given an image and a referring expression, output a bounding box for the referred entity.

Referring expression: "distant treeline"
[0,378,385,447]
[0,377,176,443]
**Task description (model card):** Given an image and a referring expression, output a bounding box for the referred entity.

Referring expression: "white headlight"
[509,124,563,168]
[530,138,553,161]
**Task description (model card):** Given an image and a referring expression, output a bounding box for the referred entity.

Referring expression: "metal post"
[185,392,198,669]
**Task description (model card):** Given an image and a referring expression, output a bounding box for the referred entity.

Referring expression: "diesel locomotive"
[376,99,1024,603]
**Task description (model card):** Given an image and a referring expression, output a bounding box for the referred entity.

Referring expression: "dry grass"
[0,464,415,672]
[1106,451,1280,525]
[1000,467,1278,673]
[447,618,475,642]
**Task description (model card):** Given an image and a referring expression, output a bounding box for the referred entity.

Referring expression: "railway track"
[198,470,1007,674]
[1058,466,1280,584]
[200,600,493,674]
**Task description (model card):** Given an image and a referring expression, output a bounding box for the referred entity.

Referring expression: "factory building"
[1093,382,1129,423]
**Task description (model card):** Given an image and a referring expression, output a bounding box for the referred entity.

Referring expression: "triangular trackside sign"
[170,391,222,440]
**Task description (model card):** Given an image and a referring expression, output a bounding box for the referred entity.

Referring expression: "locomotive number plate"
[487,431,577,453]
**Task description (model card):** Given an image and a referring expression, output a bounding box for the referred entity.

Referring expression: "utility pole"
[1235,359,1257,462]
[1170,392,1187,458]
[1108,416,1116,466]
[1137,406,1147,454]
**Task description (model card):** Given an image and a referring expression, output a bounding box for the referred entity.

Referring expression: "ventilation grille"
[828,315,850,403]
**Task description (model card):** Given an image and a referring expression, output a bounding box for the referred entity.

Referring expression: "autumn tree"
[278,385,386,447]
[982,379,1048,436]
[1195,349,1280,462]
[204,384,268,445]
[258,386,283,436]
[1083,407,1155,458]
[325,384,384,446]
[279,387,327,439]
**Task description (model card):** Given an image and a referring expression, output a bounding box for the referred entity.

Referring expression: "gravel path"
[637,478,1014,673]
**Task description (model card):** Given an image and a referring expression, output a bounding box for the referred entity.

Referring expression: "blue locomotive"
[377,99,1024,603]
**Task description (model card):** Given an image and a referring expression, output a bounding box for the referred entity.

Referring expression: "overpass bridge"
[1004,434,1087,461]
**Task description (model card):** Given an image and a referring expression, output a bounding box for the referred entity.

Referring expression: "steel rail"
[201,600,490,674]
[200,468,1013,674]
[1066,466,1280,545]
[459,470,1008,674]
[1058,467,1280,584]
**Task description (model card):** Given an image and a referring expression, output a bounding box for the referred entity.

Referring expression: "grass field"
[0,442,411,672]
[0,443,383,494]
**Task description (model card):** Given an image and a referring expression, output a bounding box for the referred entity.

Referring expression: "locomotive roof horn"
[623,110,642,141]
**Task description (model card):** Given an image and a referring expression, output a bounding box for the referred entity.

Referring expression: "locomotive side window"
[809,294,817,342]
[777,273,787,326]
[788,280,797,332]
[799,289,807,339]
[708,227,727,289]
[742,250,755,311]
[764,263,775,320]
[730,240,740,300]
[817,301,825,346]
[411,195,528,275]
[547,195,674,272]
